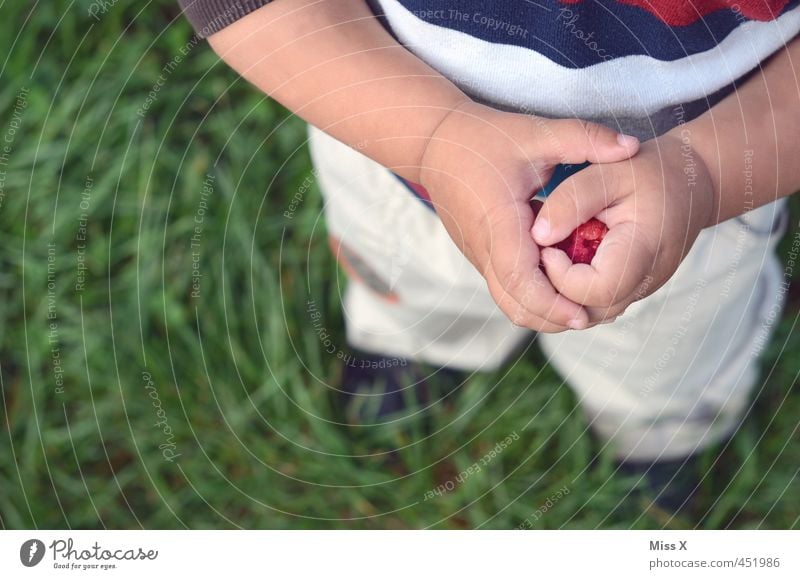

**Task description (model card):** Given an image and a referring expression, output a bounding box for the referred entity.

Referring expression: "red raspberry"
[530,199,608,265]
[553,218,608,264]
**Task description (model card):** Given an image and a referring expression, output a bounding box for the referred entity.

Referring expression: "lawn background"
[0,0,797,529]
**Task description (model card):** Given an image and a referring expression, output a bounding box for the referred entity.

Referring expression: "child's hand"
[419,101,640,332]
[531,134,715,325]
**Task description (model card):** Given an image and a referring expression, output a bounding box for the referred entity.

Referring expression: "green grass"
[0,0,798,529]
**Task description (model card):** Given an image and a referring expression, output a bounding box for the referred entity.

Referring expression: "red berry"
[530,199,608,265]
[553,219,608,264]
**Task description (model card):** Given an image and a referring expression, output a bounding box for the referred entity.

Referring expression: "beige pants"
[308,125,789,461]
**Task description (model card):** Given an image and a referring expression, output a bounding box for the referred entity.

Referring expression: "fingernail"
[532,218,550,242]
[568,318,587,330]
[617,133,639,148]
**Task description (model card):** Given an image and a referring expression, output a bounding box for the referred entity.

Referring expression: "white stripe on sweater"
[377,0,800,118]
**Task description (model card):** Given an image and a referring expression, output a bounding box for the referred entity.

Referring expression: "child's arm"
[682,36,800,226]
[531,36,800,325]
[207,0,466,184]
[207,0,641,332]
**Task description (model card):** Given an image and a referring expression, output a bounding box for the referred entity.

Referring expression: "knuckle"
[504,296,529,326]
[509,310,531,328]
[502,299,535,329]
[578,119,603,144]
[499,267,528,298]
[597,165,618,200]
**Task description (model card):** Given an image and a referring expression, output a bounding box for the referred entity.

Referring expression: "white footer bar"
[1,530,797,578]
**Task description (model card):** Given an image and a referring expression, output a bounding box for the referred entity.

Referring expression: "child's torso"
[369,0,800,137]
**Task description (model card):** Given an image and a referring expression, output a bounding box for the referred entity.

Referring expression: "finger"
[585,271,663,325]
[585,301,632,326]
[531,162,621,247]
[481,203,589,328]
[531,118,639,165]
[540,222,654,308]
[484,267,571,333]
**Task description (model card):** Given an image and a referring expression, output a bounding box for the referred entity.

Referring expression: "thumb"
[531,163,619,247]
[535,118,639,164]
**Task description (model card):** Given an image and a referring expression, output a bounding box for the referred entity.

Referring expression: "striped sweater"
[179,0,800,138]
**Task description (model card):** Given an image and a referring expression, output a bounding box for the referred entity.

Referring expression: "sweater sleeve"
[178,0,272,38]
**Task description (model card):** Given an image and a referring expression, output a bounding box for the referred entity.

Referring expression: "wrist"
[418,99,477,190]
[662,126,720,231]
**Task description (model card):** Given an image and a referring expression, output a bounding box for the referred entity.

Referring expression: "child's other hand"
[419,101,640,332]
[531,134,715,325]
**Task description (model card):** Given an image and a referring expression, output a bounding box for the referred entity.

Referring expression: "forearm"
[670,36,800,226]
[207,0,468,183]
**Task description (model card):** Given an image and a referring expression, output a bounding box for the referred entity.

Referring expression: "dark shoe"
[616,453,702,513]
[335,349,466,424]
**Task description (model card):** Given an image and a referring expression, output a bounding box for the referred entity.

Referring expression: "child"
[178,0,800,510]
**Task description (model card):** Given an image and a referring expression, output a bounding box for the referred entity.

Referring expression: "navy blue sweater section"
[388,0,800,68]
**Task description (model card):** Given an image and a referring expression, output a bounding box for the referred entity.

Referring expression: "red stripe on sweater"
[560,0,789,26]
[406,181,432,203]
